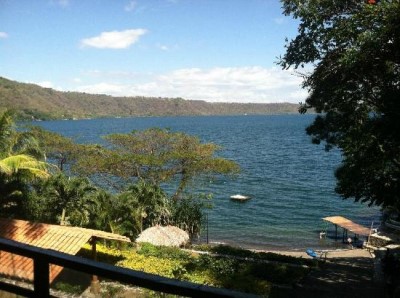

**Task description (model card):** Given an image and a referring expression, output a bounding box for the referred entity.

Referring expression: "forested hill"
[0,76,300,120]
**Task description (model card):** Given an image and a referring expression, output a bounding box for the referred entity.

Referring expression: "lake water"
[33,115,380,250]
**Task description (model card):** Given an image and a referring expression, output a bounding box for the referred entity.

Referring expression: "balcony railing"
[0,237,256,297]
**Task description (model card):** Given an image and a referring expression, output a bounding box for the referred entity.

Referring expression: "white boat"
[230,194,250,201]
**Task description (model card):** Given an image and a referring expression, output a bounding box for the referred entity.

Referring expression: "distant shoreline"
[24,112,309,122]
[2,75,303,121]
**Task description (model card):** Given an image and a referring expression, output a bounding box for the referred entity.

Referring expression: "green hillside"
[0,76,300,120]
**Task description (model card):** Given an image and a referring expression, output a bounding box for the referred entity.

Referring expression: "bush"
[137,242,191,260]
[53,282,85,295]
[170,195,206,237]
[117,253,183,278]
[193,244,318,267]
[79,242,311,296]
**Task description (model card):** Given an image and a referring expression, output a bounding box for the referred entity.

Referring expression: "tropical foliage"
[169,194,209,237]
[280,0,400,210]
[0,111,50,217]
[84,180,172,238]
[28,126,79,172]
[77,242,312,296]
[75,128,239,198]
[28,173,98,226]
[119,180,170,233]
[0,111,238,241]
[0,110,43,159]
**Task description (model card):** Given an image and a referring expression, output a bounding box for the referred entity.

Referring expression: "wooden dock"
[322,216,371,242]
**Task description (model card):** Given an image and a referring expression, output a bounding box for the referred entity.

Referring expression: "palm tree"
[0,110,50,217]
[0,154,49,179]
[127,179,170,231]
[84,190,116,232]
[0,110,44,159]
[32,173,97,226]
[112,179,170,238]
[0,110,48,178]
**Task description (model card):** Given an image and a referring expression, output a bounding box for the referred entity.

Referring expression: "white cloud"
[73,66,307,103]
[31,80,63,91]
[76,82,126,94]
[36,81,54,88]
[0,32,8,39]
[124,1,137,12]
[58,0,69,7]
[156,43,179,52]
[273,17,285,25]
[80,29,147,49]
[158,44,169,51]
[84,70,139,79]
[137,67,305,102]
[50,0,69,7]
[288,89,309,101]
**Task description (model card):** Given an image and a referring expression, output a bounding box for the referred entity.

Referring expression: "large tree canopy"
[280,0,400,209]
[74,128,239,197]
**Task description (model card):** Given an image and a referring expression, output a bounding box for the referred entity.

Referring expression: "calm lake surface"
[33,115,380,250]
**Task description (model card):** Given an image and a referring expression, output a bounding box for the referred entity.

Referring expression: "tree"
[28,125,95,172]
[29,173,97,226]
[0,155,49,180]
[0,111,43,159]
[75,128,239,198]
[117,180,170,236]
[170,194,210,238]
[22,126,238,236]
[84,190,119,232]
[279,1,400,209]
[0,111,50,217]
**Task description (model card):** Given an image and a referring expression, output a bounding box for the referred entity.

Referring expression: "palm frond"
[0,154,50,179]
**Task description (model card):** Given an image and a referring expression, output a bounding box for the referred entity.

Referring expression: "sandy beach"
[253,248,374,259]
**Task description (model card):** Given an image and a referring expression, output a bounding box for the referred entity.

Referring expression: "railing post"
[90,237,101,294]
[34,256,50,298]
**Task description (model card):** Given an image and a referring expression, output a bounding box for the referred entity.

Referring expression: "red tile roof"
[0,218,130,283]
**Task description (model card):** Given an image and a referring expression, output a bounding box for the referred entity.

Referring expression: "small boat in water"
[230,194,251,201]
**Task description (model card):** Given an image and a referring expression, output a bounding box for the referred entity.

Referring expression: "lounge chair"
[306,248,328,260]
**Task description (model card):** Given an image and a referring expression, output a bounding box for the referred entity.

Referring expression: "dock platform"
[323,216,371,236]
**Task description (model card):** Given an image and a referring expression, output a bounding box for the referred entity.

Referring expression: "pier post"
[335,225,338,240]
[206,213,209,244]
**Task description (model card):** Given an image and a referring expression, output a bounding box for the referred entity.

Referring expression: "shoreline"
[252,247,374,259]
[202,240,374,259]
[205,239,354,251]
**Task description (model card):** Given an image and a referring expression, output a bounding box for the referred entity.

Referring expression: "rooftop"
[0,218,130,282]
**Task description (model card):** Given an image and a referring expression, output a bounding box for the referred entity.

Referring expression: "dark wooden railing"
[0,238,256,297]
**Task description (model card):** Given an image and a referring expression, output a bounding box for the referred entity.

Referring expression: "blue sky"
[0,0,306,103]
